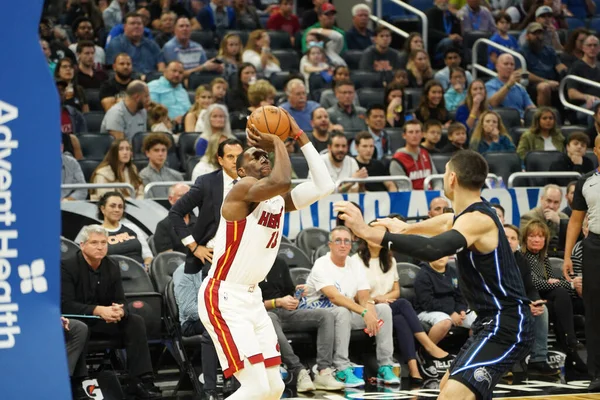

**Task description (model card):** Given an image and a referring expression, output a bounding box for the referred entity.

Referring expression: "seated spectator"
[301,3,347,55]
[520,219,587,375]
[562,180,578,217]
[100,80,149,140]
[280,79,320,132]
[149,103,175,133]
[455,79,490,133]
[359,26,403,83]
[154,11,176,48]
[425,0,462,63]
[300,42,332,90]
[247,79,277,114]
[162,16,224,79]
[266,0,300,46]
[233,0,261,30]
[560,28,591,69]
[55,58,89,113]
[441,122,468,153]
[350,104,391,160]
[194,104,234,156]
[210,77,228,105]
[304,22,347,67]
[62,225,161,399]
[301,226,400,387]
[444,67,468,112]
[486,54,535,119]
[260,257,344,392]
[242,29,282,78]
[69,17,106,67]
[185,86,214,132]
[487,12,519,71]
[308,131,361,193]
[457,0,496,34]
[406,50,434,89]
[520,184,568,240]
[90,139,144,200]
[41,39,57,74]
[428,196,450,218]
[139,133,183,198]
[318,66,358,109]
[39,17,77,64]
[64,0,104,33]
[415,256,477,344]
[300,0,322,29]
[390,120,441,190]
[421,120,443,154]
[503,224,560,376]
[61,141,87,201]
[192,137,243,182]
[99,53,138,112]
[217,33,243,86]
[57,80,88,142]
[76,41,108,90]
[103,0,135,31]
[434,48,473,91]
[518,6,563,51]
[105,12,164,74]
[310,107,343,153]
[148,60,191,124]
[549,132,594,183]
[517,107,565,160]
[226,63,257,113]
[415,81,450,126]
[155,183,195,253]
[345,3,374,51]
[469,110,515,154]
[147,0,197,30]
[401,32,425,69]
[384,82,408,128]
[105,8,155,46]
[567,35,600,123]
[62,316,90,398]
[521,23,567,107]
[352,131,396,192]
[353,222,452,382]
[326,80,367,132]
[196,0,236,34]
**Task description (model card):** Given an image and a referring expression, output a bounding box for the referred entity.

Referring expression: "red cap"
[321,3,337,13]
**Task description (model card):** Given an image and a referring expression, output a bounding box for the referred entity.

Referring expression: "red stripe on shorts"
[247,354,265,365]
[214,219,247,281]
[264,355,282,369]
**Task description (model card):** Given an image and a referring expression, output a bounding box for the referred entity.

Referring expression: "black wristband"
[192,243,199,254]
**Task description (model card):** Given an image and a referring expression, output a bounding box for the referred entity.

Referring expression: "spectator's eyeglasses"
[331,239,352,245]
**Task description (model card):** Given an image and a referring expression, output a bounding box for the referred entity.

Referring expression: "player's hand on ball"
[372,218,408,234]
[246,123,279,151]
[279,108,303,139]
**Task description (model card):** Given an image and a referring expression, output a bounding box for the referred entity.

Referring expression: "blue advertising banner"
[0,1,70,398]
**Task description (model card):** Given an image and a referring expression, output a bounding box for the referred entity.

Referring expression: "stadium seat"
[131,131,181,170]
[178,132,201,173]
[60,236,80,260]
[150,251,186,294]
[190,30,216,49]
[397,262,421,305]
[187,90,195,104]
[269,71,291,91]
[185,156,201,180]
[524,107,561,127]
[342,50,363,70]
[387,128,405,153]
[566,17,586,29]
[484,152,522,183]
[296,227,330,261]
[134,158,148,172]
[78,159,101,182]
[404,88,423,111]
[310,87,326,103]
[587,150,599,169]
[111,254,154,292]
[289,267,312,286]
[312,243,329,262]
[350,70,384,89]
[189,72,222,90]
[524,151,566,186]
[146,71,162,82]
[308,73,329,93]
[205,48,217,60]
[291,155,309,179]
[590,17,600,32]
[431,153,452,174]
[510,127,527,146]
[148,234,157,256]
[493,107,521,129]
[229,110,249,131]
[84,111,105,133]
[561,125,588,140]
[268,30,292,49]
[281,235,292,245]
[410,0,434,10]
[463,30,492,65]
[85,89,102,111]
[549,257,564,278]
[277,243,312,269]
[357,88,385,108]
[272,49,300,71]
[233,129,248,147]
[78,133,114,160]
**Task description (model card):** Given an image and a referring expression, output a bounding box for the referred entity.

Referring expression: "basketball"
[247,106,291,141]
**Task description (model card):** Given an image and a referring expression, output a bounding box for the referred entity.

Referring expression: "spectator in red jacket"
[266,0,300,45]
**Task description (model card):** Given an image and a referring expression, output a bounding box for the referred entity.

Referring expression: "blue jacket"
[196,5,236,31]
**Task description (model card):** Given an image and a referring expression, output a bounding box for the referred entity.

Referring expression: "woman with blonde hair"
[242,29,282,78]
[90,139,144,200]
[218,33,243,84]
[516,107,565,160]
[195,104,234,156]
[185,85,214,132]
[406,49,433,88]
[469,110,515,154]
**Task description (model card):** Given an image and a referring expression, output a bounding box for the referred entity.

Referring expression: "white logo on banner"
[82,378,105,399]
[18,259,47,294]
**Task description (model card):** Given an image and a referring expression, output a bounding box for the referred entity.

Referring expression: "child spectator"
[300,42,332,90]
[415,80,449,126]
[421,120,443,154]
[487,12,519,71]
[444,67,467,112]
[148,103,173,134]
[549,131,594,185]
[385,83,409,128]
[218,33,243,86]
[441,122,468,153]
[391,69,409,88]
[470,110,515,154]
[184,85,214,132]
[210,77,228,105]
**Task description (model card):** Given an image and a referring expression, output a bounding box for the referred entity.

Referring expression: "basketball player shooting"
[334,150,534,400]
[197,108,335,400]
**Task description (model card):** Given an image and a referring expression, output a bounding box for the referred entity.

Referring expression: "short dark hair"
[403,119,423,133]
[354,131,373,146]
[76,40,95,54]
[328,131,347,145]
[72,16,93,33]
[448,150,488,191]
[375,25,391,35]
[366,104,385,118]
[566,180,578,193]
[423,119,442,131]
[334,80,355,91]
[491,203,505,216]
[444,47,461,59]
[217,138,243,158]
[566,131,590,147]
[97,191,126,220]
[503,223,519,238]
[495,11,512,24]
[123,12,142,25]
[448,122,467,137]
[142,133,171,152]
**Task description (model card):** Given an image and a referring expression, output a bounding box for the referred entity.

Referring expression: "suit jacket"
[61,251,128,317]
[154,213,197,254]
[169,169,224,273]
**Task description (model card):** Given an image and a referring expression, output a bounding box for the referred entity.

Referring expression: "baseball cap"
[321,3,337,14]
[527,22,544,33]
[535,5,553,18]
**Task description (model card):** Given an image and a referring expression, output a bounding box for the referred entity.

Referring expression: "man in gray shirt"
[358,26,403,83]
[61,144,87,201]
[139,133,184,198]
[100,80,149,140]
[326,80,367,132]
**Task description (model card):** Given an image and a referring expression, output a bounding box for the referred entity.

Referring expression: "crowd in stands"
[50,0,600,398]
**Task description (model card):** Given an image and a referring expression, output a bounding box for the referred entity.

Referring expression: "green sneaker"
[335,368,365,388]
[378,365,400,385]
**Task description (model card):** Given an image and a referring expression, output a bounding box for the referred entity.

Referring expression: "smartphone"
[213,58,224,64]
[364,319,384,334]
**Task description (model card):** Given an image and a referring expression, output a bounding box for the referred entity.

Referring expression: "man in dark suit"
[61,225,160,399]
[154,183,196,253]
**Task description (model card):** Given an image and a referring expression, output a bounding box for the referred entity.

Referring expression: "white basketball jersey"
[207,195,285,285]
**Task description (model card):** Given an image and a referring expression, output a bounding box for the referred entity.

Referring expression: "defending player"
[334,150,533,400]
[197,110,335,400]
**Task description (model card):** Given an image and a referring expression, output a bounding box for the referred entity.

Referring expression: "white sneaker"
[296,369,316,392]
[314,368,346,391]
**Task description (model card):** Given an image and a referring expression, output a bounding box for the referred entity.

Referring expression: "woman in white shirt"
[352,222,452,384]
[242,29,282,78]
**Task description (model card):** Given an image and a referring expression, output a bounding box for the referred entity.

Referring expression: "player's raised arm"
[373,213,454,236]
[281,110,335,212]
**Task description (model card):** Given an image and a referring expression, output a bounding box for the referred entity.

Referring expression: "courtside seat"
[61,236,80,260]
[295,227,330,261]
[277,243,312,269]
[84,111,105,132]
[178,133,201,173]
[150,251,186,295]
[272,49,300,71]
[484,152,522,183]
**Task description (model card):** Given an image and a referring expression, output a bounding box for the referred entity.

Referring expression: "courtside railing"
[337,176,412,191]
[507,172,581,188]
[144,181,193,199]
[471,38,527,80]
[424,173,500,190]
[372,0,428,51]
[559,75,600,116]
[62,183,136,196]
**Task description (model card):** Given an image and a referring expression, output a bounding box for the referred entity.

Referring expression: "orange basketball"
[247,106,291,141]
